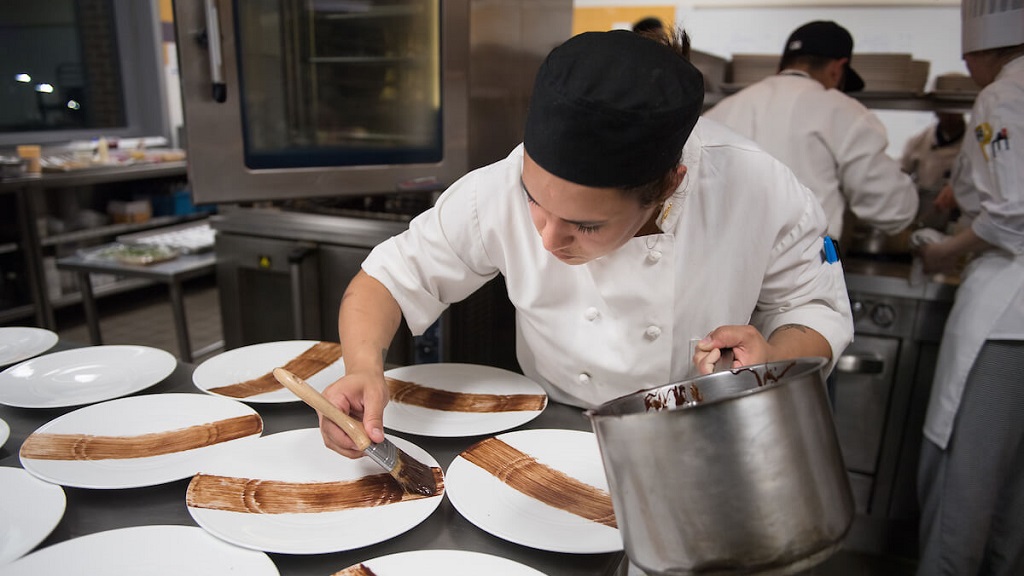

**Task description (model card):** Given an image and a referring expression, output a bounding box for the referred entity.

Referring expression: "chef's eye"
[576,223,600,234]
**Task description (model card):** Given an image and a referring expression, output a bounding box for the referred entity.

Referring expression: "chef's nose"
[539,218,573,251]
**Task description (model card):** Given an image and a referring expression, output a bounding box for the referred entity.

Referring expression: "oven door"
[215,232,321,347]
[174,0,469,204]
[832,334,900,513]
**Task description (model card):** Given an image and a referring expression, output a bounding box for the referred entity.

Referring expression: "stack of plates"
[691,49,729,93]
[933,72,980,98]
[908,60,931,94]
[727,53,778,88]
[850,53,914,93]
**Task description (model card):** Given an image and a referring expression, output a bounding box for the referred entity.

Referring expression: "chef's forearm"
[766,324,833,362]
[337,270,403,375]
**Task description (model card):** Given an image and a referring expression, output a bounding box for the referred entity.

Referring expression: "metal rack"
[0,161,190,329]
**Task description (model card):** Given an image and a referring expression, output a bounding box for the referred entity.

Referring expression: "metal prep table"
[0,340,624,576]
[55,246,220,363]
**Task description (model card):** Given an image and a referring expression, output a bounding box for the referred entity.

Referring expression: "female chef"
[319,29,853,457]
[914,2,1024,573]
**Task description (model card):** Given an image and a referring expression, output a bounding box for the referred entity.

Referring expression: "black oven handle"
[835,354,886,375]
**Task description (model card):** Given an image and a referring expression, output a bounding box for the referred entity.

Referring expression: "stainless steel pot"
[585,358,853,575]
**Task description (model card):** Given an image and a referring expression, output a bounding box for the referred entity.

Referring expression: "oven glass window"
[235,0,442,169]
[0,0,127,134]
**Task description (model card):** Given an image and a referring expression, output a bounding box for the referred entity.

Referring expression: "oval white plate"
[1,525,279,575]
[0,417,9,450]
[383,363,547,438]
[0,327,58,367]
[336,549,548,575]
[193,340,344,403]
[187,428,443,554]
[20,393,263,489]
[446,428,622,554]
[0,467,66,564]
[0,345,176,409]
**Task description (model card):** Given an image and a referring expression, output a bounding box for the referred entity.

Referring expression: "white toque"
[961,0,1024,54]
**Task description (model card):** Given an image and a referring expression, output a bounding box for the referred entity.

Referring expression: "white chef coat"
[705,71,919,239]
[923,55,1024,449]
[362,118,854,409]
[900,121,964,194]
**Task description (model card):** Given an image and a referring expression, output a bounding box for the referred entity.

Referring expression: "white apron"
[924,253,1024,449]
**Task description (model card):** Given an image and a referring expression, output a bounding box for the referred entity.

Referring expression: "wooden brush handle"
[273,368,372,451]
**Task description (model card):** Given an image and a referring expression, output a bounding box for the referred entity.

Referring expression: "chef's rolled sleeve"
[362,176,499,336]
[753,175,854,373]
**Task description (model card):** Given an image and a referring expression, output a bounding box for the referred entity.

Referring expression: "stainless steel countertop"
[0,340,623,575]
[843,258,958,302]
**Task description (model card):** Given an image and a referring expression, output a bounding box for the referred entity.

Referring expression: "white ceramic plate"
[0,345,176,409]
[1,525,279,575]
[20,393,263,489]
[0,327,58,367]
[446,428,622,554]
[336,549,548,575]
[187,428,443,554]
[192,340,345,403]
[0,417,9,450]
[383,363,547,437]
[0,467,66,565]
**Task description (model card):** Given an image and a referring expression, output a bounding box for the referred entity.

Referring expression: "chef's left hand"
[917,240,960,275]
[693,325,770,375]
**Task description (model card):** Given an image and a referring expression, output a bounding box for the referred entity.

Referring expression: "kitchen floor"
[53,274,224,364]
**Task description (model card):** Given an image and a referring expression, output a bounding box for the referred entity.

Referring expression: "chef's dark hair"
[524,29,703,195]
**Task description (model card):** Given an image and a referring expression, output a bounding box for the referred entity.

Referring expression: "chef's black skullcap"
[524,30,704,188]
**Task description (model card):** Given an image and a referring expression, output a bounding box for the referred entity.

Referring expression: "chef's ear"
[663,165,687,200]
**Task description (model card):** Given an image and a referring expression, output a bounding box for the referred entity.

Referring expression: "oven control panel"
[849,293,916,338]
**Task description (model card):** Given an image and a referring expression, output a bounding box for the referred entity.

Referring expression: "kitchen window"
[0,0,170,146]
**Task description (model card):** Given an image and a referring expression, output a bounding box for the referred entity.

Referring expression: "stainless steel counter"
[0,340,622,575]
[843,258,958,303]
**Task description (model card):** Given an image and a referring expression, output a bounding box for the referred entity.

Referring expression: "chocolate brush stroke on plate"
[386,377,546,412]
[208,341,342,398]
[187,469,444,514]
[21,415,263,460]
[461,437,617,528]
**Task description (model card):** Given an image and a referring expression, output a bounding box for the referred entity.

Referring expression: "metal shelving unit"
[0,161,190,329]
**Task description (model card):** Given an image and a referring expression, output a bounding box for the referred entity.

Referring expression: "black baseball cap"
[782,21,865,93]
[524,30,704,188]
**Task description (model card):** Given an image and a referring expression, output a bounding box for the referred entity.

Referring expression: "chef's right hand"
[319,371,389,459]
[934,183,958,212]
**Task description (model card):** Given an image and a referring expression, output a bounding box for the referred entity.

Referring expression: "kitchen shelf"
[41,214,205,248]
[0,161,192,330]
[704,90,973,113]
[0,242,16,256]
[0,303,35,324]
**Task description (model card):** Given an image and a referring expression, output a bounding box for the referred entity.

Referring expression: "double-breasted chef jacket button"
[578,372,591,384]
[647,250,663,263]
[584,307,600,321]
[645,325,662,340]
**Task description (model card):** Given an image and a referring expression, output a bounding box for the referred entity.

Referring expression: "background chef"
[914,1,1024,573]
[318,30,854,457]
[705,20,919,241]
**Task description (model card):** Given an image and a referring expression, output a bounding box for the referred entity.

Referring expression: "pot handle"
[835,354,885,375]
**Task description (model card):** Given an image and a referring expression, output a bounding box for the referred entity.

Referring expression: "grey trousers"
[916,340,1024,576]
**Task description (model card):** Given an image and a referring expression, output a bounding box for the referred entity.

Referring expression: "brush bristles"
[391,451,439,496]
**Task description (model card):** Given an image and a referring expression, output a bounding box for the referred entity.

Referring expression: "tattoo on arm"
[773,324,809,335]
